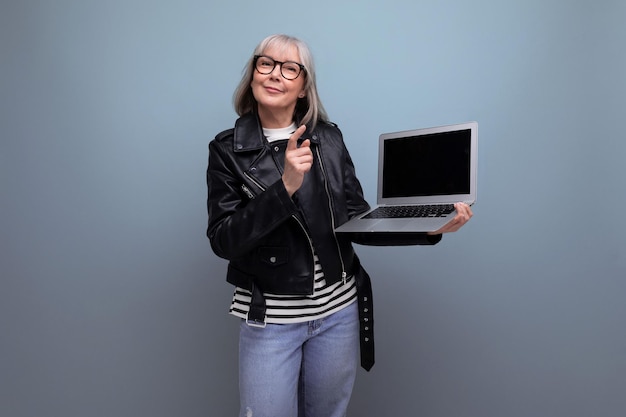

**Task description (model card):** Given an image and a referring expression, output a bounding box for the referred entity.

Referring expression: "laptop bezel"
[376,121,478,206]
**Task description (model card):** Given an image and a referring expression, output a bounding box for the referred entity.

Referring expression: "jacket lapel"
[234,113,282,190]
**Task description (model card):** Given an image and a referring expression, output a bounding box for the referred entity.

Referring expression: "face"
[250,44,306,126]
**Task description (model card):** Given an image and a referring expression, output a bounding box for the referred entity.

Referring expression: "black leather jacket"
[207,113,370,295]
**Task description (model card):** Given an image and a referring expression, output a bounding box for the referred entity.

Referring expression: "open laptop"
[335,121,477,233]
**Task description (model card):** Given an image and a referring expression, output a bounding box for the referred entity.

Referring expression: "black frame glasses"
[253,55,306,80]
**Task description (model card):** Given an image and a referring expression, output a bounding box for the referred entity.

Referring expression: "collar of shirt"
[263,122,297,143]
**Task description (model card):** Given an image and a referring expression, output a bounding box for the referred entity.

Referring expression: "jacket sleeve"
[206,140,298,260]
[341,139,372,220]
[350,232,442,246]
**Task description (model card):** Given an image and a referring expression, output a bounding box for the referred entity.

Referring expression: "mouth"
[264,86,283,94]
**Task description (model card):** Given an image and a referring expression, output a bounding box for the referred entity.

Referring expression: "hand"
[427,202,473,235]
[282,125,312,197]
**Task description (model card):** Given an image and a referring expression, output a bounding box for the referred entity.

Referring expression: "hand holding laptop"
[427,202,473,235]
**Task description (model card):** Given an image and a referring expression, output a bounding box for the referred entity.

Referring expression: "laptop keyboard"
[363,204,455,219]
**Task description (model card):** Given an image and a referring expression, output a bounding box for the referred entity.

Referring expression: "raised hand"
[282,125,312,197]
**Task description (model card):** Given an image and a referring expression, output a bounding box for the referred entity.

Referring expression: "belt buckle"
[245,312,267,328]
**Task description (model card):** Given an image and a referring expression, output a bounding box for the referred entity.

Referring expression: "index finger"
[287,125,307,150]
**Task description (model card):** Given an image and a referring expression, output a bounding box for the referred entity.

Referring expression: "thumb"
[287,125,307,150]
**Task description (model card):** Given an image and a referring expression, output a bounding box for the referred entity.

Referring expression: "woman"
[206,34,472,417]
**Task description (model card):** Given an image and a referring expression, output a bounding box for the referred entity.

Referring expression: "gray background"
[2,1,625,416]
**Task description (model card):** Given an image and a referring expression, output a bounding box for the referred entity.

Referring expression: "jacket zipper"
[291,214,317,295]
[245,171,317,294]
[315,147,347,284]
[243,172,265,192]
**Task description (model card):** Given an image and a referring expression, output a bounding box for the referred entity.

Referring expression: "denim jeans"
[238,301,359,417]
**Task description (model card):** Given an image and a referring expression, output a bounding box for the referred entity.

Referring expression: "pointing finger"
[287,125,307,151]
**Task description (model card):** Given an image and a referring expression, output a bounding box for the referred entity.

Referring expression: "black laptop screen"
[382,129,471,198]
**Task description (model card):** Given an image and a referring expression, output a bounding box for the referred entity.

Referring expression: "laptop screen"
[381,128,472,199]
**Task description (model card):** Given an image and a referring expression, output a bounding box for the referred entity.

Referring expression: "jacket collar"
[233,113,265,152]
[233,112,320,152]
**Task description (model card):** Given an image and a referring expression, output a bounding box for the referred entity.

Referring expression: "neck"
[257,106,296,129]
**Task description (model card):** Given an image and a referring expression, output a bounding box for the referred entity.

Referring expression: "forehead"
[261,42,301,62]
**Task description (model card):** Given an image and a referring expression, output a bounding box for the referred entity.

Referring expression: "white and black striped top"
[228,124,357,324]
[229,254,357,324]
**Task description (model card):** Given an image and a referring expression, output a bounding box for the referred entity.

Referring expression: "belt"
[246,283,267,328]
[354,255,375,371]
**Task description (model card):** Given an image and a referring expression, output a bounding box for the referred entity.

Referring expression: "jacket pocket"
[257,246,290,267]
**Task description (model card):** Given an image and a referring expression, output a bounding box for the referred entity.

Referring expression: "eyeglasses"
[254,55,306,80]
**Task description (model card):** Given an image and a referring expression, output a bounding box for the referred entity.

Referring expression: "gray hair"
[233,34,328,129]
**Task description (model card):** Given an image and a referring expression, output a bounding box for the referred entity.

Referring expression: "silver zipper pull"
[241,184,255,199]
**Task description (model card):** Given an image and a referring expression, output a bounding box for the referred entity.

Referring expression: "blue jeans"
[238,301,359,417]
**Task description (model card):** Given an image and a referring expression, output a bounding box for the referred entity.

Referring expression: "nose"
[269,62,282,79]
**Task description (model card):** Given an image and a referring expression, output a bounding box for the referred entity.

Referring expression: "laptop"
[335,121,478,233]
